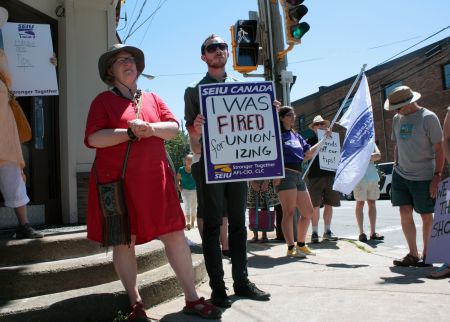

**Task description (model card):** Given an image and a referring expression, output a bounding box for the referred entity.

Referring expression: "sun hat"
[384,85,421,111]
[308,115,330,129]
[98,44,145,85]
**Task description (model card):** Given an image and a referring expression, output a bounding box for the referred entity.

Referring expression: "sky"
[117,0,450,124]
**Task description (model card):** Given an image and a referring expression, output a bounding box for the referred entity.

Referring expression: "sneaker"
[211,288,232,308]
[311,232,319,243]
[323,230,338,241]
[358,233,368,242]
[296,244,316,256]
[234,280,270,301]
[14,223,44,239]
[393,254,419,267]
[286,247,306,258]
[416,256,433,268]
[370,233,384,240]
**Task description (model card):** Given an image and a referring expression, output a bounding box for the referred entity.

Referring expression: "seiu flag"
[333,74,375,194]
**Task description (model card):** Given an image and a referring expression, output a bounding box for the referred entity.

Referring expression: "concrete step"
[0,231,102,266]
[0,253,206,322]
[0,240,168,300]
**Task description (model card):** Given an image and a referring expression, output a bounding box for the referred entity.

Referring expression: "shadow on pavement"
[307,241,340,250]
[378,266,435,285]
[247,253,318,269]
[326,263,369,269]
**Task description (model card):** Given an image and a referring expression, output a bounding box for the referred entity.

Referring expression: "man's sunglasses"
[205,43,228,54]
[314,122,326,126]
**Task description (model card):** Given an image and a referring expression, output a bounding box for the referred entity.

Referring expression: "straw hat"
[98,44,145,85]
[308,115,330,129]
[384,85,421,111]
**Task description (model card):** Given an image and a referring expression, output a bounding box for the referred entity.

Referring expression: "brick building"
[292,36,450,163]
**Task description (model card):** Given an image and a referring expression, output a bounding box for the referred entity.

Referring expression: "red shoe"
[128,302,148,322]
[183,297,222,319]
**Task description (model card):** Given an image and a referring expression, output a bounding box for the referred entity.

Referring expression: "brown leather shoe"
[393,254,419,267]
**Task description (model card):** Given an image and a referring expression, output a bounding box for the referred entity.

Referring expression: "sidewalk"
[147,229,450,322]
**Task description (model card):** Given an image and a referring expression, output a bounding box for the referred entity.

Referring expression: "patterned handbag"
[249,193,276,232]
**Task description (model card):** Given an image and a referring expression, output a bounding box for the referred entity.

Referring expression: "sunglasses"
[314,122,326,126]
[114,56,135,65]
[205,43,228,54]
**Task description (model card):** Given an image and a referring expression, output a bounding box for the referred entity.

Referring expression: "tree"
[164,129,190,173]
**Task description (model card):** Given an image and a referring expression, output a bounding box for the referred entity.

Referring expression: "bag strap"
[94,90,143,182]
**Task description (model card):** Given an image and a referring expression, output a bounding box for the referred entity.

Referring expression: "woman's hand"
[128,119,155,138]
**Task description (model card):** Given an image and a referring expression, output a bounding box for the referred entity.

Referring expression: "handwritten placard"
[0,22,58,96]
[317,129,340,171]
[200,81,284,183]
[426,177,450,264]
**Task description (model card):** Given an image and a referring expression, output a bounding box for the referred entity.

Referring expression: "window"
[444,64,450,90]
[297,114,306,131]
[383,81,402,100]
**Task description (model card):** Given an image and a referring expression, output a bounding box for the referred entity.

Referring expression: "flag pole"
[302,64,367,180]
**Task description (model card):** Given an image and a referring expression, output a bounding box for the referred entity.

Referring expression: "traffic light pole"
[258,0,290,105]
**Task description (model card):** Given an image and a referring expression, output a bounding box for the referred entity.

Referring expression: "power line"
[125,0,139,36]
[123,0,148,43]
[124,0,167,43]
[138,0,164,47]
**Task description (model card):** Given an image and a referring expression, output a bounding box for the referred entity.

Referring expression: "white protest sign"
[426,178,450,264]
[317,129,340,171]
[1,22,58,96]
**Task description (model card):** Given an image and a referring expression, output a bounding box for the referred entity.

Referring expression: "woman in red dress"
[85,44,220,321]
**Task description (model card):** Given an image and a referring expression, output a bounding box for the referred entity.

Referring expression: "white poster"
[0,22,58,96]
[317,129,340,171]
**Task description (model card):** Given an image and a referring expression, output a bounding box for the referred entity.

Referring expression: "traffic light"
[230,20,259,73]
[281,0,310,44]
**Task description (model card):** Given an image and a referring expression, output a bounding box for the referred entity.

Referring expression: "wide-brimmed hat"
[98,44,145,85]
[384,85,421,111]
[309,115,330,129]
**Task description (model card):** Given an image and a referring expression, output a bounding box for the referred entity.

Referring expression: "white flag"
[333,74,375,194]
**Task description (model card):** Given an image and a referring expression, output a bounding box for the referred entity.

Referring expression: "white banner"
[0,22,58,96]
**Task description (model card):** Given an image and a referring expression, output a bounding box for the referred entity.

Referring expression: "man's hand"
[430,176,441,199]
[193,114,205,135]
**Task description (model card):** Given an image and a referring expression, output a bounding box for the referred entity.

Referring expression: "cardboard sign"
[0,22,58,96]
[426,177,450,264]
[200,81,284,183]
[317,129,340,171]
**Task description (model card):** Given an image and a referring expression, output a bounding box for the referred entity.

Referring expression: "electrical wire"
[123,0,148,43]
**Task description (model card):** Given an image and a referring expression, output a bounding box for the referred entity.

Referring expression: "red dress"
[84,91,185,245]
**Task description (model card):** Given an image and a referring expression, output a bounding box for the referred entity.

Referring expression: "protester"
[247,180,279,243]
[385,85,444,267]
[177,153,197,230]
[85,44,220,321]
[306,115,341,243]
[426,106,450,279]
[0,48,45,239]
[184,34,270,308]
[274,106,330,258]
[353,143,384,242]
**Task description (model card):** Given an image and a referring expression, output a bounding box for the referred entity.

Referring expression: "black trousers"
[193,157,249,291]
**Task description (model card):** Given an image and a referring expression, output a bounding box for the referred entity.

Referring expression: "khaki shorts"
[353,181,380,201]
[307,176,340,208]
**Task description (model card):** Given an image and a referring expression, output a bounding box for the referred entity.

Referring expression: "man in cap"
[184,34,270,309]
[385,85,444,267]
[306,115,341,243]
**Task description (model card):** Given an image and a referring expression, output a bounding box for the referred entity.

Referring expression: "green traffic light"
[290,22,310,40]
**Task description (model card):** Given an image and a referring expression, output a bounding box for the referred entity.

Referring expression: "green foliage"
[112,310,128,322]
[165,130,190,172]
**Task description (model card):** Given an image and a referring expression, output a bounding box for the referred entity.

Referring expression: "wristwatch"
[127,128,138,141]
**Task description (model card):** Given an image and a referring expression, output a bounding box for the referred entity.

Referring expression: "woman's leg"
[159,230,198,301]
[296,191,314,243]
[277,189,298,247]
[113,236,141,305]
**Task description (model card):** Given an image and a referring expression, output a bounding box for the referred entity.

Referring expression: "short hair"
[201,34,221,55]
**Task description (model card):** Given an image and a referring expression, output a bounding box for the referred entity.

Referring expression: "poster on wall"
[0,22,58,96]
[200,81,284,183]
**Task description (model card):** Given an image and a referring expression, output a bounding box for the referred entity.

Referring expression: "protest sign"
[200,81,284,183]
[317,129,340,171]
[426,177,450,264]
[0,22,58,96]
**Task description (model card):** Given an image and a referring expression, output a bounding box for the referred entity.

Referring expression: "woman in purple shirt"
[274,106,329,258]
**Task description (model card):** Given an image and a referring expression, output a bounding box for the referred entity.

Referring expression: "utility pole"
[258,0,288,104]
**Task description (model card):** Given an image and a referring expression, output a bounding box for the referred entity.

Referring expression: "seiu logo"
[18,24,35,39]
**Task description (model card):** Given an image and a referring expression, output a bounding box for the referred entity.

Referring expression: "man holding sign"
[306,115,341,243]
[184,34,270,308]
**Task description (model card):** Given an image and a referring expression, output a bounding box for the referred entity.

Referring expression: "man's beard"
[206,56,227,68]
